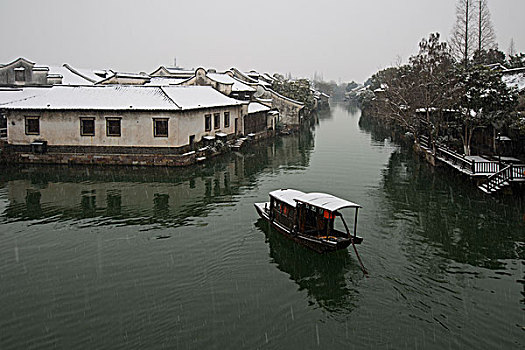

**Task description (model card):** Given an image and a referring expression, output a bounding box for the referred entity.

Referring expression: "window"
[25,116,39,135]
[153,118,168,137]
[205,114,211,131]
[214,113,220,129]
[15,68,25,82]
[106,118,121,137]
[80,118,95,136]
[224,112,230,128]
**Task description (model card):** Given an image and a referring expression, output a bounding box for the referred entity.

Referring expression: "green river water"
[0,104,524,349]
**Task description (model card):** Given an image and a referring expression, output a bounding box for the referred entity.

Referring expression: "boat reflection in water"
[255,219,363,314]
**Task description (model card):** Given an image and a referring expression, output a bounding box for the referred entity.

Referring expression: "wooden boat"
[254,189,363,253]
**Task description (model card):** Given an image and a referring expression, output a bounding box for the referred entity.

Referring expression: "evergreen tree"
[455,66,517,155]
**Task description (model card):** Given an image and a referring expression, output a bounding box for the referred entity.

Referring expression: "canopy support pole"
[340,211,368,276]
[353,208,359,238]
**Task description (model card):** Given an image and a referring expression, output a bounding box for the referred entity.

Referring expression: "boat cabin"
[268,189,361,239]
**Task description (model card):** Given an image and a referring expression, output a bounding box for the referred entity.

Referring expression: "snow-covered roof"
[145,77,188,86]
[261,73,276,82]
[0,88,48,106]
[294,192,361,210]
[503,72,525,92]
[62,64,105,83]
[0,57,35,68]
[248,102,270,114]
[2,85,246,111]
[161,86,246,110]
[95,72,151,85]
[2,86,176,110]
[206,73,256,92]
[231,78,256,92]
[206,73,234,85]
[165,67,195,75]
[47,66,95,85]
[229,68,259,84]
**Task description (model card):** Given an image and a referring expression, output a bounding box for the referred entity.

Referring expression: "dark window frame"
[80,117,95,136]
[214,113,220,129]
[224,112,230,128]
[25,116,40,135]
[153,118,169,137]
[106,117,121,137]
[205,114,212,131]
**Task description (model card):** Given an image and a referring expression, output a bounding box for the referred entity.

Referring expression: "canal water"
[0,104,523,349]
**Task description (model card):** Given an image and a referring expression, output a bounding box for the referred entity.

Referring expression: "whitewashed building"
[1,85,246,165]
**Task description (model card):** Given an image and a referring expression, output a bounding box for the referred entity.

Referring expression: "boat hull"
[254,202,361,253]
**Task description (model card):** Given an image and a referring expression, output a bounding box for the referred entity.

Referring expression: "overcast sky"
[1,0,524,83]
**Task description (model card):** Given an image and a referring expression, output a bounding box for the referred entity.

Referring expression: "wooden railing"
[419,135,430,149]
[485,165,512,193]
[512,165,525,180]
[419,135,500,175]
[0,128,6,138]
[484,164,525,193]
[473,161,500,174]
[435,145,474,172]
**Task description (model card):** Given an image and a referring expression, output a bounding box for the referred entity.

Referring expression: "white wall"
[7,105,243,148]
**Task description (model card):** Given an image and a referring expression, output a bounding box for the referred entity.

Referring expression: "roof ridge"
[62,64,97,83]
[159,86,181,109]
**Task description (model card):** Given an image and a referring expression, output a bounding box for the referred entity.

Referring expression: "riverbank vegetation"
[354,0,525,159]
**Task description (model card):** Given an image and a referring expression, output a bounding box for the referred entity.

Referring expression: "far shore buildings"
[0,57,323,166]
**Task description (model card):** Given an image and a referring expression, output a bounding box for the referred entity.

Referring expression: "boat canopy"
[269,189,305,207]
[269,189,360,211]
[294,192,361,211]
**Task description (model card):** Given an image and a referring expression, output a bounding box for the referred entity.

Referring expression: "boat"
[254,189,363,253]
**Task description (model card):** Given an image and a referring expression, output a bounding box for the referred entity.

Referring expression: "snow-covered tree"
[409,33,458,153]
[455,66,517,155]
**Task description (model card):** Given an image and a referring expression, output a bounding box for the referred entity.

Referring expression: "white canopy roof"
[269,189,361,210]
[295,192,361,210]
[269,189,305,207]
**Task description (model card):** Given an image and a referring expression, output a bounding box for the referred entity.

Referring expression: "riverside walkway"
[419,135,525,194]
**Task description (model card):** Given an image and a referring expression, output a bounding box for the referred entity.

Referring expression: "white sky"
[0,0,523,83]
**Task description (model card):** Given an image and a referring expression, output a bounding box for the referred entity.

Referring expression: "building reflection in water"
[1,127,315,230]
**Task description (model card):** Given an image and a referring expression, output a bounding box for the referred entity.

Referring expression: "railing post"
[510,165,513,181]
[471,160,475,174]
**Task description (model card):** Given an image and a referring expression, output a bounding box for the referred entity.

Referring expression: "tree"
[455,66,517,155]
[365,65,419,133]
[409,33,458,153]
[450,0,476,64]
[507,53,525,69]
[271,78,316,113]
[472,48,505,65]
[507,38,516,57]
[476,0,497,52]
[450,0,496,64]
